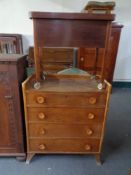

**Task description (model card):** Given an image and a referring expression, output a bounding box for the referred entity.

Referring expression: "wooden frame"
[30,12,115,81]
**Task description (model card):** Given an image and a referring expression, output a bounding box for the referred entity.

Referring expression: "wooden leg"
[26,153,35,164]
[95,154,102,165]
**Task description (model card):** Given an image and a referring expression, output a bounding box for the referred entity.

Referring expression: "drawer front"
[28,138,100,153]
[26,92,106,107]
[27,107,105,123]
[28,123,102,138]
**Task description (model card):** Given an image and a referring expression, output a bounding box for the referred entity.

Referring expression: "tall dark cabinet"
[0,54,26,159]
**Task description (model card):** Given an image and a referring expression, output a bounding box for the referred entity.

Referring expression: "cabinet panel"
[0,54,26,157]
[0,71,16,148]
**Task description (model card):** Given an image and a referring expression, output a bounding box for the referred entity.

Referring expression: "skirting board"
[112,82,131,88]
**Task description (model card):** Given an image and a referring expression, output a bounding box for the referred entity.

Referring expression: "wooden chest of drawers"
[23,74,111,164]
[24,11,114,164]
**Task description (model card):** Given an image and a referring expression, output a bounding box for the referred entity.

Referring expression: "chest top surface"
[26,74,106,93]
[0,54,26,62]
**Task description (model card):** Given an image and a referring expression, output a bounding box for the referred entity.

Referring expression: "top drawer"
[26,92,107,107]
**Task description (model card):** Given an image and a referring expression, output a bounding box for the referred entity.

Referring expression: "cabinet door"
[77,48,104,75]
[0,71,17,151]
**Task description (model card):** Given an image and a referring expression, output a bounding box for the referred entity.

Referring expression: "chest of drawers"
[23,74,111,163]
[23,11,114,164]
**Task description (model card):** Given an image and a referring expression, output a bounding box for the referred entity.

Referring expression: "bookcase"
[0,34,23,54]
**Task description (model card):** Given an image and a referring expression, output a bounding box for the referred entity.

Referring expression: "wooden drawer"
[28,123,102,138]
[27,107,105,123]
[28,138,100,153]
[26,92,107,107]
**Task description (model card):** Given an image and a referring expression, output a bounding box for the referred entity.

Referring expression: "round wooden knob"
[40,128,46,135]
[86,129,93,135]
[36,96,45,104]
[38,112,45,120]
[89,97,96,104]
[39,144,46,150]
[80,57,84,61]
[85,144,91,151]
[88,113,95,120]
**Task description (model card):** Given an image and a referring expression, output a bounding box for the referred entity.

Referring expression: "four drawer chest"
[23,74,111,164]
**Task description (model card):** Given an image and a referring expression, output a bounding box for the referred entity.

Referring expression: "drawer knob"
[85,144,91,151]
[40,128,46,135]
[39,144,46,150]
[80,57,84,61]
[89,97,96,104]
[38,113,45,120]
[88,113,95,120]
[36,96,45,104]
[86,129,93,135]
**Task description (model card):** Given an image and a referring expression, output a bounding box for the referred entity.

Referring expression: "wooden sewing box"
[22,11,115,164]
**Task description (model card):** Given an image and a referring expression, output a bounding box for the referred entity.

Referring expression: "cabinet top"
[0,54,26,62]
[0,33,22,37]
[29,11,115,21]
